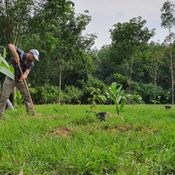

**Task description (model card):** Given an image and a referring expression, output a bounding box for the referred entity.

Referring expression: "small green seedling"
[86,88,106,118]
[106,82,127,118]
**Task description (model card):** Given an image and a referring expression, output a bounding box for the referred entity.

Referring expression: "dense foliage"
[0,0,175,104]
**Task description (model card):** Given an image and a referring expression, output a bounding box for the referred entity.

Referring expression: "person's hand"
[20,69,30,80]
[20,74,27,80]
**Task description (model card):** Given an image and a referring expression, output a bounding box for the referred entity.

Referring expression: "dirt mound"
[50,127,71,137]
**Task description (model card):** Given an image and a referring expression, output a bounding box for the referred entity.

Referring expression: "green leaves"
[0,66,14,80]
[107,82,127,117]
[90,87,106,105]
[0,0,35,45]
[161,0,175,29]
[0,47,14,80]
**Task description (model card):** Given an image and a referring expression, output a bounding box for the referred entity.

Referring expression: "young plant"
[86,88,106,117]
[106,82,127,117]
[91,88,105,108]
[16,90,24,106]
[0,46,14,79]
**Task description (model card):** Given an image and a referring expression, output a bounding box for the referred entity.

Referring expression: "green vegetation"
[1,104,175,174]
[106,82,127,117]
[0,0,175,104]
[0,47,14,80]
[1,1,175,174]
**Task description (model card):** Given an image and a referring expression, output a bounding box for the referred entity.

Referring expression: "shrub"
[30,85,59,104]
[127,94,143,104]
[81,76,107,104]
[62,86,83,104]
[133,82,170,104]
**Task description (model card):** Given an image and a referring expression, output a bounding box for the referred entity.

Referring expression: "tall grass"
[1,105,175,174]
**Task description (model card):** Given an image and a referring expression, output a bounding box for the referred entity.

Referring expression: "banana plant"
[0,46,14,80]
[106,82,127,117]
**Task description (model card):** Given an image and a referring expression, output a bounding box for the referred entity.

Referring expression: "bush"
[30,85,59,104]
[133,82,170,104]
[80,76,107,104]
[62,86,83,104]
[30,85,84,104]
[127,94,143,104]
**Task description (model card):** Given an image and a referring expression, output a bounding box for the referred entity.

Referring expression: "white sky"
[72,0,170,49]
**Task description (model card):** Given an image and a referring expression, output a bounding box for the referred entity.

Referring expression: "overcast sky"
[72,0,169,49]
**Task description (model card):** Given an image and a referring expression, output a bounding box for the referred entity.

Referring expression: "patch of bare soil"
[50,127,72,137]
[103,124,159,134]
[115,124,133,132]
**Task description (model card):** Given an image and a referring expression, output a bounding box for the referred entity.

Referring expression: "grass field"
[1,104,175,175]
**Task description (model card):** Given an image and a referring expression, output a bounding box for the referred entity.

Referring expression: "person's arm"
[20,69,30,80]
[8,44,20,64]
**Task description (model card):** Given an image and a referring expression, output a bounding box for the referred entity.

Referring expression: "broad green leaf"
[117,96,122,103]
[0,46,7,65]
[0,47,14,79]
[111,82,117,94]
[0,66,14,80]
[116,85,122,94]
[0,54,9,68]
[9,65,14,74]
[2,47,6,60]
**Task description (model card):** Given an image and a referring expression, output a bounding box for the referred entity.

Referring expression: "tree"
[147,43,165,102]
[0,0,35,45]
[95,45,116,84]
[110,17,154,94]
[161,0,175,104]
[20,0,96,103]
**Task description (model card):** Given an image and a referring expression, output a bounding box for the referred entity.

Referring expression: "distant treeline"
[0,0,175,104]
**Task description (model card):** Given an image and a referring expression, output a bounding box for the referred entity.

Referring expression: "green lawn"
[1,104,175,175]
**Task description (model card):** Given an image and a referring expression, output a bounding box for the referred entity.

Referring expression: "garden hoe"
[18,63,35,115]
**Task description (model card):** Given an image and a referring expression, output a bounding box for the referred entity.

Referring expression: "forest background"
[0,0,175,105]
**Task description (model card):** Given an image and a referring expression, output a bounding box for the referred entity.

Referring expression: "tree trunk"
[170,46,174,104]
[168,28,174,104]
[128,56,134,94]
[153,61,159,103]
[58,65,62,105]
[153,72,157,103]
